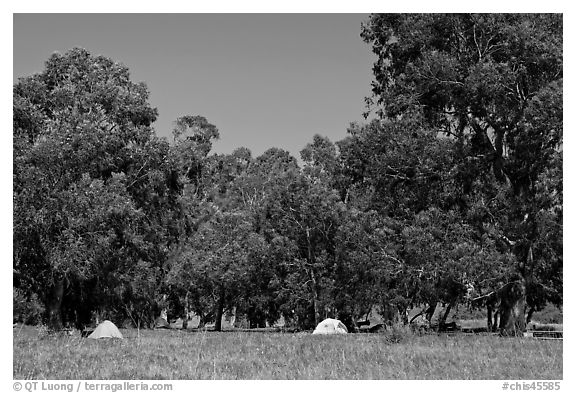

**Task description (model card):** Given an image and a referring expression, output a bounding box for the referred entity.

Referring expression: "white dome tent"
[312,318,348,335]
[87,320,123,339]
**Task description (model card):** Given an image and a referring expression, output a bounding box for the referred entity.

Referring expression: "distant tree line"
[13,14,562,336]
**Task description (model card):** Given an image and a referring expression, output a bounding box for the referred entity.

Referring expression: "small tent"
[87,320,123,339]
[312,318,348,335]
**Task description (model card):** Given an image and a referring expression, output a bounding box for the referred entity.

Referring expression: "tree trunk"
[492,128,507,183]
[487,304,494,332]
[439,300,454,326]
[525,306,535,326]
[311,271,320,327]
[214,286,225,332]
[484,291,501,332]
[425,303,437,324]
[47,279,64,331]
[305,228,320,327]
[397,305,409,325]
[248,307,266,329]
[498,281,527,336]
[182,292,189,330]
[229,306,236,328]
[493,311,500,332]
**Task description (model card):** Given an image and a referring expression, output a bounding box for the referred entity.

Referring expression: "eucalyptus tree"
[13,48,183,328]
[167,211,268,331]
[361,14,562,334]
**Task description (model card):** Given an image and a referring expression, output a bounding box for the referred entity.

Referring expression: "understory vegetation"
[13,14,562,337]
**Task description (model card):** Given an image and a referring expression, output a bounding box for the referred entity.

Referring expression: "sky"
[13,13,376,159]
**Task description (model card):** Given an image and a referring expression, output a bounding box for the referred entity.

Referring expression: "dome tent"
[312,318,348,335]
[87,320,123,339]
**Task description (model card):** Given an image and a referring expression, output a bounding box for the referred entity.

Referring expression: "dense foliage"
[13,14,562,335]
[360,13,562,333]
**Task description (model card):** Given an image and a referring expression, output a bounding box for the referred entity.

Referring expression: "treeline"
[13,14,562,335]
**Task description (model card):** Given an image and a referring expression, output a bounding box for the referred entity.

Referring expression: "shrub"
[532,303,563,324]
[13,288,45,325]
[383,322,414,344]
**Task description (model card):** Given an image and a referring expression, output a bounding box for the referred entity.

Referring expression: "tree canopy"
[14,15,562,336]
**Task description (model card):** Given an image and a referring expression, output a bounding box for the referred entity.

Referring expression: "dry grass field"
[13,325,562,380]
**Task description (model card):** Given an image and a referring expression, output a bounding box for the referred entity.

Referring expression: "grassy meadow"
[13,325,562,380]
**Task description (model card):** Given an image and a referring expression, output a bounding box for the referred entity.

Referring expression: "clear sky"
[13,13,376,159]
